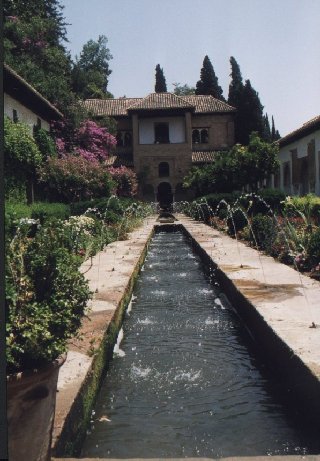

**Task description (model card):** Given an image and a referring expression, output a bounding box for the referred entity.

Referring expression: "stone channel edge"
[52,214,320,459]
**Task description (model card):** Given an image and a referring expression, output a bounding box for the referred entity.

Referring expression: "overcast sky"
[61,0,320,136]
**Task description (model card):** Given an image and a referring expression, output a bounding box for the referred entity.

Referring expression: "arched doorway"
[157,182,173,210]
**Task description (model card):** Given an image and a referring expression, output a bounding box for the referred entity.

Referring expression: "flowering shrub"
[38,155,115,202]
[108,166,138,197]
[74,120,116,162]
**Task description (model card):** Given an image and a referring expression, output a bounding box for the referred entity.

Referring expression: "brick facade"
[85,93,235,204]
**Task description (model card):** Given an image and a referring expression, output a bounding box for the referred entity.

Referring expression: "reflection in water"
[81,231,320,458]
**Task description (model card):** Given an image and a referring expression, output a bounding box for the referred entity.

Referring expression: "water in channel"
[81,230,319,458]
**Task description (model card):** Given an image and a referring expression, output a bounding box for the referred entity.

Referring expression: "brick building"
[84,92,235,205]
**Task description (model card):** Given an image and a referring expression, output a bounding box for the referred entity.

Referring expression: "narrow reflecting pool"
[81,230,320,458]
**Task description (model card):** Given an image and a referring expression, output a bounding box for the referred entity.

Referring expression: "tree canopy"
[195,55,225,101]
[155,64,167,92]
[227,56,280,144]
[71,35,113,99]
[172,82,195,96]
[183,133,279,196]
[4,0,73,110]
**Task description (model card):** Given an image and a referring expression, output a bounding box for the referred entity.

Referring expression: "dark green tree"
[155,64,167,92]
[4,0,73,110]
[227,56,245,142]
[195,55,225,100]
[228,56,243,107]
[262,113,271,142]
[240,79,264,145]
[71,35,113,99]
[271,116,281,141]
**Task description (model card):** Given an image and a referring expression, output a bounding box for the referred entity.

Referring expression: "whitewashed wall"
[4,93,50,133]
[139,116,185,144]
[278,128,320,196]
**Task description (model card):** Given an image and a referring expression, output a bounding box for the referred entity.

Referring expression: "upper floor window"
[154,123,169,144]
[13,109,18,123]
[192,128,208,144]
[116,130,132,147]
[159,162,170,177]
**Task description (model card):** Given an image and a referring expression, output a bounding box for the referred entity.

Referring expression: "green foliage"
[195,55,225,101]
[5,116,42,173]
[71,35,113,99]
[227,209,248,235]
[282,194,320,222]
[183,134,279,194]
[307,228,320,264]
[250,214,277,251]
[38,155,115,202]
[155,64,167,93]
[4,3,74,110]
[239,189,286,216]
[33,126,57,159]
[172,82,195,95]
[6,221,91,372]
[4,176,27,203]
[70,196,134,221]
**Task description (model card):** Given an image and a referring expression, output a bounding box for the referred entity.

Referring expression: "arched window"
[192,129,200,143]
[200,129,208,143]
[159,162,170,177]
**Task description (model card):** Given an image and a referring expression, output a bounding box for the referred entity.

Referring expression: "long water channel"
[81,229,320,458]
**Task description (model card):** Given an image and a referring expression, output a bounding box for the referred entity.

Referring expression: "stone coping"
[52,214,320,458]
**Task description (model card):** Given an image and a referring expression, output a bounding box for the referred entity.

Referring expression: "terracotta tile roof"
[105,154,134,167]
[84,98,142,117]
[279,115,320,147]
[128,93,194,111]
[183,95,236,114]
[192,151,217,163]
[83,93,235,117]
[4,63,63,119]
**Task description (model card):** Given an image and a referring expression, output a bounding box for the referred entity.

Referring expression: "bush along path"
[184,192,320,281]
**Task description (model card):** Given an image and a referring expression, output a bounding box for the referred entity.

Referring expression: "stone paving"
[52,214,320,460]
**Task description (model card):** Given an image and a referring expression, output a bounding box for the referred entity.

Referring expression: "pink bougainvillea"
[75,120,116,163]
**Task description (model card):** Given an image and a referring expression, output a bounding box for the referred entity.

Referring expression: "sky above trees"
[61,0,319,136]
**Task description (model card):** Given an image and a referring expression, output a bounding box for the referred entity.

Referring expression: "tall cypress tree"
[262,113,271,142]
[227,56,245,143]
[241,79,264,145]
[271,116,281,140]
[228,56,243,108]
[195,55,224,101]
[155,64,167,92]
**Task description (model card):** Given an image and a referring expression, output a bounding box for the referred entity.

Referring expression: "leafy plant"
[250,214,277,251]
[6,221,92,372]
